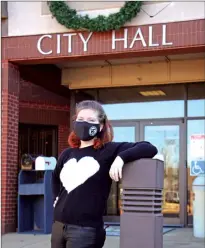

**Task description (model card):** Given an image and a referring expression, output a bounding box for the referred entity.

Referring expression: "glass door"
[140,120,185,225]
[104,121,139,223]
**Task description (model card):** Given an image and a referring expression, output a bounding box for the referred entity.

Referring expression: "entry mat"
[104,225,175,236]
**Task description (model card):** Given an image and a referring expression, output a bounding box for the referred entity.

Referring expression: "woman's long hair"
[68,100,114,149]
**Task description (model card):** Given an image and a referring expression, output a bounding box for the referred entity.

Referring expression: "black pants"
[51,221,106,248]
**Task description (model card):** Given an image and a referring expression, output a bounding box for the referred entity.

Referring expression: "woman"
[51,100,158,248]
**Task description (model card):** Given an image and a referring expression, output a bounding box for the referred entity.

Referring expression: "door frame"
[139,119,186,226]
[104,118,187,227]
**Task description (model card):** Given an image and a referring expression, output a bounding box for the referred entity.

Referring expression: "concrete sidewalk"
[2,228,205,248]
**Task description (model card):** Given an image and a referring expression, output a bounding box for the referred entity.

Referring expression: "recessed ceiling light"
[139,90,166,96]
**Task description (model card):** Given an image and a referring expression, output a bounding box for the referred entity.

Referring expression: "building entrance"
[104,119,186,226]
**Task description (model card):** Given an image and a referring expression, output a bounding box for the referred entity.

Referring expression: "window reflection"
[113,126,135,142]
[83,84,185,120]
[103,100,184,120]
[144,125,180,218]
[188,82,205,117]
[188,99,205,117]
[99,84,184,120]
[106,126,135,216]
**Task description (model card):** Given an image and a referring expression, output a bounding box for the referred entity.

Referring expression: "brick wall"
[1,65,70,234]
[58,125,70,154]
[19,79,70,154]
[19,79,69,106]
[1,62,20,233]
[2,19,205,63]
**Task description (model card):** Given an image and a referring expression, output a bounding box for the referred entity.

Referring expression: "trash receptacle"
[192,176,205,238]
[120,158,164,248]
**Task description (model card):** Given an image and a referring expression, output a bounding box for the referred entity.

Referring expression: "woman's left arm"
[109,141,158,182]
[115,141,158,163]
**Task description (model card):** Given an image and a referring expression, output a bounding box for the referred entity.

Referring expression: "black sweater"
[52,141,158,228]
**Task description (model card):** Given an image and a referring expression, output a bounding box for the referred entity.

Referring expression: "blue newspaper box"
[18,170,53,234]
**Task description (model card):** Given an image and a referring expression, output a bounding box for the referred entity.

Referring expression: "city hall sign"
[37,24,173,55]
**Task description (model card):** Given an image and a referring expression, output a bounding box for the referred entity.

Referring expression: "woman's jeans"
[51,221,106,248]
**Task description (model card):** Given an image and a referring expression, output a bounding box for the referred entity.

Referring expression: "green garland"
[48,1,142,32]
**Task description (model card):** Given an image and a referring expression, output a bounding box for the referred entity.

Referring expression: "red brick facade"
[58,125,70,154]
[1,64,70,233]
[19,80,70,127]
[2,62,20,233]
[19,80,70,155]
[2,19,205,63]
[19,79,70,106]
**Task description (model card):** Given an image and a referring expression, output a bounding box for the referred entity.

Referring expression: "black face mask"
[74,121,100,141]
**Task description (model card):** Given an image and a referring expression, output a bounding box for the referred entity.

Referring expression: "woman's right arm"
[52,148,71,202]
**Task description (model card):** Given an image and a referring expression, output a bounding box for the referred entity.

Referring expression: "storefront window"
[188,83,205,117]
[187,119,205,224]
[103,100,184,120]
[97,84,185,120]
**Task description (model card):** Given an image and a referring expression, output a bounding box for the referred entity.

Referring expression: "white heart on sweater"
[60,156,100,195]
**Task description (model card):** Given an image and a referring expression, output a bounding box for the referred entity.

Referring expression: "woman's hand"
[109,156,124,182]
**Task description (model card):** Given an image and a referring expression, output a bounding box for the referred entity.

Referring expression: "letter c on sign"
[37,35,52,55]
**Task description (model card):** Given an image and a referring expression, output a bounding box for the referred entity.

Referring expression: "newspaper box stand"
[18,169,53,234]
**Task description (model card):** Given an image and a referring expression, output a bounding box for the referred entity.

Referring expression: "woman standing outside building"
[51,100,158,248]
